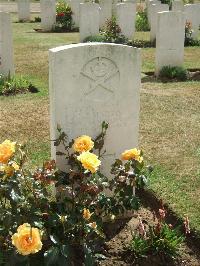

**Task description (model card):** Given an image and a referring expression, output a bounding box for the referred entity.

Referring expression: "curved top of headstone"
[50,42,140,53]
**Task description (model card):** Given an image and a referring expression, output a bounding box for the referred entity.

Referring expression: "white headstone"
[79,3,100,42]
[70,0,84,28]
[172,0,184,12]
[150,3,169,43]
[99,0,112,29]
[184,4,200,39]
[49,43,141,176]
[40,0,56,31]
[112,0,120,16]
[0,12,14,76]
[155,11,185,75]
[147,0,159,25]
[17,0,30,21]
[116,3,136,39]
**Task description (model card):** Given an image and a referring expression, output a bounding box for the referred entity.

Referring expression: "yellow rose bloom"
[0,162,20,180]
[0,140,16,164]
[77,152,101,173]
[89,222,97,229]
[73,135,94,153]
[83,208,92,220]
[12,223,42,256]
[121,148,143,162]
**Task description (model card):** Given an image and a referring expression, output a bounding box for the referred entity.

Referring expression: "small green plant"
[54,0,74,32]
[34,16,41,23]
[135,9,150,32]
[84,17,128,44]
[129,39,153,48]
[0,74,38,96]
[159,66,189,81]
[130,206,185,259]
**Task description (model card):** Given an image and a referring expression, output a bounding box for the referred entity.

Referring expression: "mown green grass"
[1,17,200,233]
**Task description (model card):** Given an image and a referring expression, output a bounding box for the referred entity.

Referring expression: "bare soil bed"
[99,191,200,266]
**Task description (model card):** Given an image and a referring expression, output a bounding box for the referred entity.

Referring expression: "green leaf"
[84,244,95,266]
[44,246,59,266]
[50,234,60,245]
[61,244,71,259]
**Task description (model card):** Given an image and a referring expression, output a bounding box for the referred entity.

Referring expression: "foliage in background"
[54,0,75,32]
[159,0,172,9]
[159,66,189,81]
[184,21,200,47]
[135,9,150,32]
[84,17,128,44]
[129,204,186,259]
[0,123,150,265]
[0,74,38,96]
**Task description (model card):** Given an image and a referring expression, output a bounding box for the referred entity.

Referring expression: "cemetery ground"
[0,15,200,264]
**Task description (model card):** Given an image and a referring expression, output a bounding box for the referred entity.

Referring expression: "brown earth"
[98,191,200,266]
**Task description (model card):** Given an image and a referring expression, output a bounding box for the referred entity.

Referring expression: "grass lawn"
[1,18,200,233]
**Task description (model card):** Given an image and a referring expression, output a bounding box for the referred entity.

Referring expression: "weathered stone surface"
[17,0,30,21]
[49,43,141,176]
[150,3,169,43]
[155,11,185,75]
[0,12,14,76]
[99,0,112,29]
[172,0,184,12]
[79,3,100,42]
[184,4,200,39]
[69,0,84,28]
[40,0,56,31]
[116,2,136,39]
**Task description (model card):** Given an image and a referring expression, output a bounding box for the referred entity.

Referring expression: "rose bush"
[0,122,150,265]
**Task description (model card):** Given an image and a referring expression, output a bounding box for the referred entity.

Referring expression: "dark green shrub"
[135,10,150,32]
[159,66,189,81]
[34,16,41,22]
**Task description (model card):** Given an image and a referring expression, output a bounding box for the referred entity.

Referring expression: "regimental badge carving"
[80,57,120,97]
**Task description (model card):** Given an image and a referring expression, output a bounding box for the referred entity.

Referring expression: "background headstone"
[172,0,184,11]
[70,0,84,28]
[150,3,169,43]
[0,12,14,76]
[116,2,136,39]
[40,0,56,31]
[99,0,112,29]
[17,0,30,22]
[184,4,200,39]
[147,0,159,26]
[79,3,100,42]
[155,11,185,75]
[49,43,141,176]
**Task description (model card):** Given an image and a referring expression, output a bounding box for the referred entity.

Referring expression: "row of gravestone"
[0,6,198,179]
[147,0,200,42]
[0,8,195,77]
[16,0,136,34]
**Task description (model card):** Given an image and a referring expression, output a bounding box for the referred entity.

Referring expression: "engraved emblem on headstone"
[80,57,120,96]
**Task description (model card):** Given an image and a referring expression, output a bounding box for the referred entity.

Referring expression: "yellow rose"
[121,148,143,162]
[77,152,101,173]
[73,135,94,153]
[0,162,20,180]
[83,208,92,220]
[0,140,16,164]
[89,222,97,229]
[12,223,42,256]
